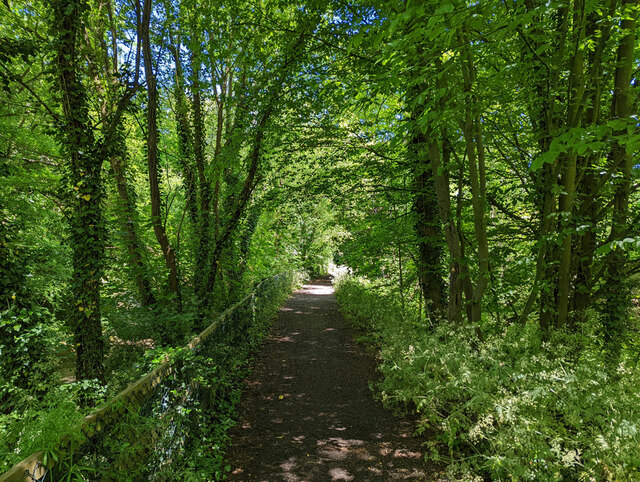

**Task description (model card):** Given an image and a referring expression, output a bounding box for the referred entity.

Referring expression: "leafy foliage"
[1,0,639,478]
[336,274,640,480]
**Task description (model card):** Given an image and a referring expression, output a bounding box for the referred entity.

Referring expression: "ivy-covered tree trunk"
[83,0,156,308]
[0,207,44,398]
[168,34,199,229]
[192,56,212,300]
[49,0,105,383]
[108,126,156,307]
[204,108,270,303]
[142,0,181,307]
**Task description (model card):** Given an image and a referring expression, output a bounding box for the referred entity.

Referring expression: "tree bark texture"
[142,0,181,306]
[460,34,490,323]
[410,125,446,322]
[50,0,105,383]
[108,134,156,307]
[602,0,638,366]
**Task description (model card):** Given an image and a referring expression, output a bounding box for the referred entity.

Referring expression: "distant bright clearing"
[306,284,334,295]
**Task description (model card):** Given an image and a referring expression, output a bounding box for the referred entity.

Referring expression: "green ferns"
[335,275,640,481]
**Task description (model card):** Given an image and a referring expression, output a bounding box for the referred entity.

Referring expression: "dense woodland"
[1,0,640,479]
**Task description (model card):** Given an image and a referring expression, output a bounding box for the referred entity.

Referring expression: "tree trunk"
[85,11,156,308]
[212,70,226,241]
[429,137,464,324]
[517,0,567,330]
[410,101,446,322]
[204,107,272,301]
[192,57,211,299]
[49,0,105,383]
[602,0,637,367]
[460,34,490,323]
[169,37,199,228]
[556,0,586,327]
[572,3,613,321]
[108,130,156,306]
[142,0,181,306]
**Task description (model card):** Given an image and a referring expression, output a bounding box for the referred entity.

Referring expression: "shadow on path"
[225,277,432,481]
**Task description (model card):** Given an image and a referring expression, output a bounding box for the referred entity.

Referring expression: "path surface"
[226,278,431,481]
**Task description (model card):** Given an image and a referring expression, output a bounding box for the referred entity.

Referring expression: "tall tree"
[84,0,156,306]
[141,0,181,306]
[601,0,638,366]
[48,0,106,382]
[408,84,446,322]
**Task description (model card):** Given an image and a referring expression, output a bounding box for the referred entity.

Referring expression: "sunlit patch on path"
[226,277,435,480]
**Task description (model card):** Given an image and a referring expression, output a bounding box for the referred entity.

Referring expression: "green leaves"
[531,149,558,170]
[530,123,624,170]
[596,237,640,256]
[337,276,640,481]
[347,31,365,55]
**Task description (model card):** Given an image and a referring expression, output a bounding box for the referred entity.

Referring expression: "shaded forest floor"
[225,277,441,481]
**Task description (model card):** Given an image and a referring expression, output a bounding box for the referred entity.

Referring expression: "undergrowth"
[0,271,305,479]
[335,274,640,481]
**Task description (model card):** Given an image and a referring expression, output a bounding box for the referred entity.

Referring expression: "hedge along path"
[226,277,435,481]
[0,274,290,482]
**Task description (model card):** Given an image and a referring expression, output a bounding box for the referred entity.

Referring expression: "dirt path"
[225,278,432,481]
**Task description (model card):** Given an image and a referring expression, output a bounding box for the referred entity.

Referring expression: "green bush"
[0,272,302,478]
[0,383,91,473]
[335,275,640,481]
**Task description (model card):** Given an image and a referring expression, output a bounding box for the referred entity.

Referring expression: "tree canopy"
[1,0,639,478]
